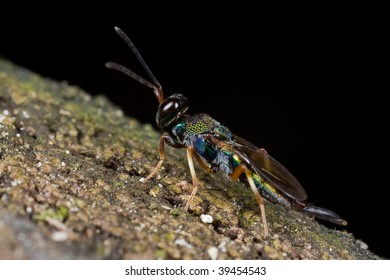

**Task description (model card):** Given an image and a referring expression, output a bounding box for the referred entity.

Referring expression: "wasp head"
[156,94,188,130]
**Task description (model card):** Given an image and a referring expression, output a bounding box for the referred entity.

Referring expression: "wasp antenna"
[105,62,156,89]
[113,27,163,102]
[105,62,163,104]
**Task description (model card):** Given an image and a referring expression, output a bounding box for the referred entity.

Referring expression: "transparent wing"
[232,134,307,201]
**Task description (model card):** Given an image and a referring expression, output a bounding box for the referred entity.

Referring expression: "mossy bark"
[0,60,379,259]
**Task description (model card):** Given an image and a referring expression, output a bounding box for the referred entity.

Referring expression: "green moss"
[170,208,180,217]
[155,249,167,259]
[96,244,106,259]
[165,232,175,242]
[33,206,69,222]
[238,211,259,228]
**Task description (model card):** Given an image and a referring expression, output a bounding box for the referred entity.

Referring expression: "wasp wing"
[232,134,307,201]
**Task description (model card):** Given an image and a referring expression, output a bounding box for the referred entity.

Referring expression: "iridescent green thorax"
[185,113,218,135]
[184,113,232,141]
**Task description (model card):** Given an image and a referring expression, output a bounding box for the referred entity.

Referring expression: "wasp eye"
[161,100,179,115]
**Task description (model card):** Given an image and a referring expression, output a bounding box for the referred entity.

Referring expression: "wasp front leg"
[144,134,184,182]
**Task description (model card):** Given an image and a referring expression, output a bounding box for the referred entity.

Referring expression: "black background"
[0,7,386,258]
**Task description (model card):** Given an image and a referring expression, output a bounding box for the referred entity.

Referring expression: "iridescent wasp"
[106,27,347,238]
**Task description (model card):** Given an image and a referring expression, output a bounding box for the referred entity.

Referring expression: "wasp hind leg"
[230,164,269,239]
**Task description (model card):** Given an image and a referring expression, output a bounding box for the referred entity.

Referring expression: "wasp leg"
[184,147,214,211]
[230,165,269,238]
[191,149,214,174]
[144,136,166,182]
[184,147,202,211]
[144,134,184,182]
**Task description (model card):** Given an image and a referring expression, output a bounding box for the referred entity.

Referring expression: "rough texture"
[0,59,379,260]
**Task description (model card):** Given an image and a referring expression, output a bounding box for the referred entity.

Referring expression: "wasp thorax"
[156,94,189,130]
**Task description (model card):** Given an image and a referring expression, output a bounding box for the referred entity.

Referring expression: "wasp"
[106,27,347,238]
